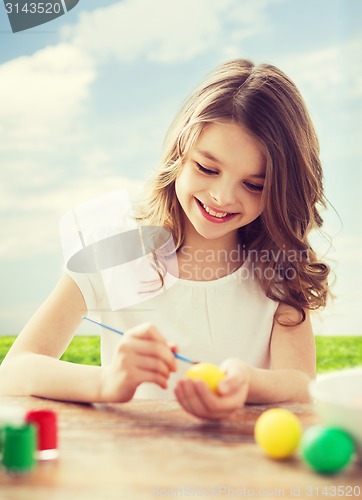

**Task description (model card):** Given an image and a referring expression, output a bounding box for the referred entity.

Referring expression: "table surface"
[0,396,361,499]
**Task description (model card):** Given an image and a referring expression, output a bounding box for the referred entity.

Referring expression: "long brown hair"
[136,59,330,323]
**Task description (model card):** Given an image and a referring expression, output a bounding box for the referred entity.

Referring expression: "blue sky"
[0,0,361,335]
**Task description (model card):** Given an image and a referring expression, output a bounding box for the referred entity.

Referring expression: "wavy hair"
[135,59,330,324]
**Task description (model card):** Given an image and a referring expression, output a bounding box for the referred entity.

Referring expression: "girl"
[0,59,330,420]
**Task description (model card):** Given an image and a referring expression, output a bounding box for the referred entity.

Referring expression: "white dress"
[66,257,279,400]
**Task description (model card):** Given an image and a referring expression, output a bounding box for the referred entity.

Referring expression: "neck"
[176,221,244,281]
[182,217,240,253]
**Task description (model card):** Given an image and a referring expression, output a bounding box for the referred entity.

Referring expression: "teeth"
[202,203,229,218]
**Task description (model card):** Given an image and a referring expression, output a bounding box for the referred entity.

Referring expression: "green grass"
[0,335,361,372]
[0,336,101,366]
[60,336,101,365]
[315,336,362,373]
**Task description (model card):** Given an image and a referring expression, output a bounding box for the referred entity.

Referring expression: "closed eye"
[244,181,264,192]
[196,163,218,175]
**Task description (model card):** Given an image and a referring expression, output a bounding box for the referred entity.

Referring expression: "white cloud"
[60,0,277,63]
[0,176,144,260]
[311,229,362,335]
[278,37,362,101]
[0,0,280,155]
[331,233,362,264]
[313,287,362,336]
[0,43,95,150]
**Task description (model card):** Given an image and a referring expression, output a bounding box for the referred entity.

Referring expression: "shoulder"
[60,190,137,274]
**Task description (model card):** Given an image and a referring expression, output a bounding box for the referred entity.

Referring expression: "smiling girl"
[0,59,330,419]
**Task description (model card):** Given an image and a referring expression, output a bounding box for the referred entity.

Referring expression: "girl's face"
[175,121,265,249]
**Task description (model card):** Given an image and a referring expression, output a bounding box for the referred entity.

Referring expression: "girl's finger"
[217,374,244,396]
[122,337,177,372]
[126,323,168,344]
[176,378,246,420]
[134,353,174,378]
[178,380,215,418]
[132,367,170,390]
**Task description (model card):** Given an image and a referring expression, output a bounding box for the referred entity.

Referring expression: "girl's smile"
[194,197,238,223]
[175,121,266,250]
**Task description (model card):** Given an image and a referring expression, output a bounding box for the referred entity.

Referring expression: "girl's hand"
[99,323,177,402]
[174,358,251,420]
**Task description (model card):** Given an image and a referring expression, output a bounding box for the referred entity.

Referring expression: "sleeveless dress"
[66,256,278,399]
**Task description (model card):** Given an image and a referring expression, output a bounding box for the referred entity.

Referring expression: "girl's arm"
[175,303,316,420]
[245,302,316,403]
[0,274,176,402]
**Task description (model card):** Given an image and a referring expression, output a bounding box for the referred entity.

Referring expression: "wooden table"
[0,397,361,499]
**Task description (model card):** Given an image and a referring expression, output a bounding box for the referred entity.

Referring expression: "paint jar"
[2,423,36,473]
[26,409,58,460]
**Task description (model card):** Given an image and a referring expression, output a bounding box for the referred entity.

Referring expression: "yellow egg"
[254,408,302,459]
[185,363,225,393]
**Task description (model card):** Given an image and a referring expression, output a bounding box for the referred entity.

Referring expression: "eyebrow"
[196,149,266,179]
[249,173,266,179]
[196,149,222,164]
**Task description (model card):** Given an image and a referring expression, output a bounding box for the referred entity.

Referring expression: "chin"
[195,226,236,242]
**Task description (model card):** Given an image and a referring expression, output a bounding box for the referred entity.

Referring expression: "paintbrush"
[82,316,198,364]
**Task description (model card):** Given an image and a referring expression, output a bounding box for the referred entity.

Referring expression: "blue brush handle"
[82,316,197,364]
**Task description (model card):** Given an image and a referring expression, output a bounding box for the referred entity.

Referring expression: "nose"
[209,180,238,208]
